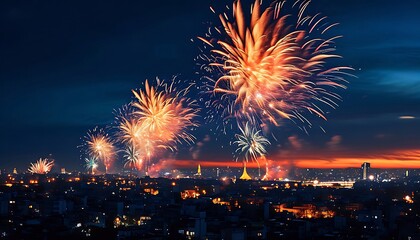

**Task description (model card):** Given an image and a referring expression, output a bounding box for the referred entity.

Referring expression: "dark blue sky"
[1,0,420,171]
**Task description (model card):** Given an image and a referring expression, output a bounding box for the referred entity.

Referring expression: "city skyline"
[1,0,420,172]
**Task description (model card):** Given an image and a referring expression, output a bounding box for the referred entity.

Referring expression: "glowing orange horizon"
[159,149,420,169]
[293,158,420,169]
[161,158,420,169]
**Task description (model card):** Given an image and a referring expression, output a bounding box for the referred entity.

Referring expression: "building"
[361,162,370,180]
[0,199,8,216]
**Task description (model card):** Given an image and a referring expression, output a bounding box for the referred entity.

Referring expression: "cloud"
[371,70,420,96]
[399,116,416,120]
[190,134,211,160]
[326,135,342,150]
[288,135,303,150]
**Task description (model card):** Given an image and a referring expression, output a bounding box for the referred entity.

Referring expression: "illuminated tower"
[197,164,201,176]
[361,162,370,180]
[194,164,202,178]
[239,162,252,180]
[13,168,18,175]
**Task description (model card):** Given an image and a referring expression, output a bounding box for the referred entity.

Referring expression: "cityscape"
[0,165,419,239]
[1,0,420,239]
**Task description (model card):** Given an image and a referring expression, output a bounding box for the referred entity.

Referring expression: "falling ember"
[234,122,270,177]
[199,0,352,127]
[85,128,116,174]
[28,158,54,174]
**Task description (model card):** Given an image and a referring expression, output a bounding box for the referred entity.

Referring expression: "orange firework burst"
[116,115,154,174]
[131,78,199,150]
[118,117,143,146]
[114,78,199,175]
[199,0,352,126]
[28,158,54,174]
[85,128,116,173]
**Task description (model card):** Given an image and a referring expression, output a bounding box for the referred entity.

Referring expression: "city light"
[404,195,414,204]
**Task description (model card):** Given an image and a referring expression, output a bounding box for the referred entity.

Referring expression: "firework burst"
[112,78,199,175]
[28,158,54,174]
[115,113,154,174]
[84,156,98,174]
[234,122,270,178]
[131,79,199,149]
[199,0,352,127]
[234,122,270,163]
[85,128,116,173]
[118,117,143,147]
[122,145,142,170]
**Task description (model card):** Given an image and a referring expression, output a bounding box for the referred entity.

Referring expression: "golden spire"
[239,162,251,180]
[197,164,201,176]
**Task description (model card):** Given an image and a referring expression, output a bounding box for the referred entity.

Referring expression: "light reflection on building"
[274,203,335,219]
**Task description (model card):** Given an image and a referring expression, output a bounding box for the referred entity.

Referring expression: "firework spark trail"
[234,122,270,177]
[199,0,352,127]
[28,158,54,174]
[84,156,98,175]
[85,128,116,174]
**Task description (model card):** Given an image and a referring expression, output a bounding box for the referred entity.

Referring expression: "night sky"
[1,0,420,171]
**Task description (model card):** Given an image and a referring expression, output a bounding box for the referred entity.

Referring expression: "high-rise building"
[361,162,370,180]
